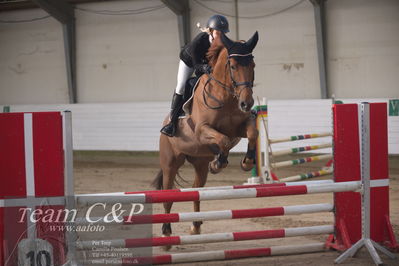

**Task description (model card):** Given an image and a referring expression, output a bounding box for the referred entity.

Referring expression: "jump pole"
[75,181,361,205]
[76,179,334,197]
[76,225,334,249]
[83,243,326,265]
[74,203,334,225]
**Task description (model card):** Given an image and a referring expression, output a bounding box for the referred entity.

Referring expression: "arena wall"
[2,99,398,154]
[1,0,398,104]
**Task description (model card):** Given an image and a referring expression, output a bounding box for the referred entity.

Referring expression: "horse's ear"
[246,31,259,51]
[221,32,234,50]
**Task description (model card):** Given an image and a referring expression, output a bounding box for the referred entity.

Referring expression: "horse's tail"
[151,169,189,190]
[152,169,163,190]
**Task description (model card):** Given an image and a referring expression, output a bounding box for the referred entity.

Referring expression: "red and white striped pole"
[83,242,326,265]
[76,181,360,205]
[74,203,333,225]
[76,225,334,249]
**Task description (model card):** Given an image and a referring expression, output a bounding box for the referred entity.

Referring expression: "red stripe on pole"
[122,183,289,196]
[125,189,181,195]
[233,229,285,241]
[232,207,284,219]
[225,247,271,259]
[125,236,180,248]
[255,186,308,197]
[146,191,200,203]
[123,213,180,224]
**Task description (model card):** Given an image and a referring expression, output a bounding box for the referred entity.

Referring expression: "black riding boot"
[160,93,184,137]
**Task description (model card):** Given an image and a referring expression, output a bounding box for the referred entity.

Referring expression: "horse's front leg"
[187,157,211,235]
[196,124,231,174]
[239,117,259,171]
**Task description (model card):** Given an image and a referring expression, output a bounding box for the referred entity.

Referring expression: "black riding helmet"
[206,15,229,33]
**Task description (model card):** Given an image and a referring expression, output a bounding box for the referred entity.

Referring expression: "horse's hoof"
[161,234,172,251]
[240,157,255,171]
[161,245,172,251]
[209,162,222,174]
[190,225,201,235]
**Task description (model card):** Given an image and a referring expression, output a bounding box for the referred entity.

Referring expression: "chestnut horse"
[153,32,259,250]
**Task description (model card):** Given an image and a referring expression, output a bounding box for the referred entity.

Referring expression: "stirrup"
[160,123,175,137]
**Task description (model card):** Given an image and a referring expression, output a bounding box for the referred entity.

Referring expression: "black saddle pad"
[178,76,200,116]
[184,77,199,102]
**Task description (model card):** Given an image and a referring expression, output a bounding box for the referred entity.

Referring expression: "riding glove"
[195,64,212,75]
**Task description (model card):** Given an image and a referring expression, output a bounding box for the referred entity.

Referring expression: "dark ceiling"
[0,0,118,12]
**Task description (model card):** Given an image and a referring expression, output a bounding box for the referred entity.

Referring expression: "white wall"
[0,0,180,104]
[2,99,398,154]
[327,0,399,98]
[0,8,68,104]
[229,0,321,99]
[75,0,179,103]
[0,0,398,105]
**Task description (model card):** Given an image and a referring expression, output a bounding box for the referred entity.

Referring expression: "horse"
[153,31,259,250]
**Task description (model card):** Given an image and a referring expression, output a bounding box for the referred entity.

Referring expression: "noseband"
[227,53,254,90]
[203,53,254,109]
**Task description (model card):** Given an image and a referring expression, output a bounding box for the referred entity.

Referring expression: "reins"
[202,53,254,110]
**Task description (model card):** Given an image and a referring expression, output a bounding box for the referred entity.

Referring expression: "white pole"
[262,97,271,183]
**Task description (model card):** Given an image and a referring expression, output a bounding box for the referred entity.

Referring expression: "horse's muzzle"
[239,99,254,113]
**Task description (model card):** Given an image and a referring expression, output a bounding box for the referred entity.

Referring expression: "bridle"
[203,53,254,110]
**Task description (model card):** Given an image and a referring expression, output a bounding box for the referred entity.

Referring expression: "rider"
[160,14,230,137]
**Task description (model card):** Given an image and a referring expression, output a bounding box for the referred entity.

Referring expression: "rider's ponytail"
[197,22,211,35]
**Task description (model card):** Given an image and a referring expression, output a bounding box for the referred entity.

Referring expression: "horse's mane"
[206,38,225,67]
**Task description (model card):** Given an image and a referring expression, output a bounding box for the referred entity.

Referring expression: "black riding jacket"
[179,32,210,76]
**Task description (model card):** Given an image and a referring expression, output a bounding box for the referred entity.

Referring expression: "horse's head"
[221,31,258,113]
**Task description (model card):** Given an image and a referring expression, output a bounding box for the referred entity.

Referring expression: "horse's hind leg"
[159,137,186,250]
[160,164,184,251]
[187,157,211,235]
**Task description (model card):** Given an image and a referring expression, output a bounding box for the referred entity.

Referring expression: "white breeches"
[175,60,194,95]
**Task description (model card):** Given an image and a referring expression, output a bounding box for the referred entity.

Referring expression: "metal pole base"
[335,238,396,265]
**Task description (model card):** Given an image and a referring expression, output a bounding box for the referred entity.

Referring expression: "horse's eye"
[231,65,236,70]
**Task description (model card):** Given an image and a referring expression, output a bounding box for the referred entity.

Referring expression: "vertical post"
[177,11,191,48]
[31,0,77,103]
[62,21,77,103]
[262,98,271,183]
[310,0,328,99]
[62,111,77,263]
[161,0,191,48]
[234,0,239,40]
[359,103,371,240]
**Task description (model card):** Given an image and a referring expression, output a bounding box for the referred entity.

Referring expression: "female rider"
[160,14,230,137]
